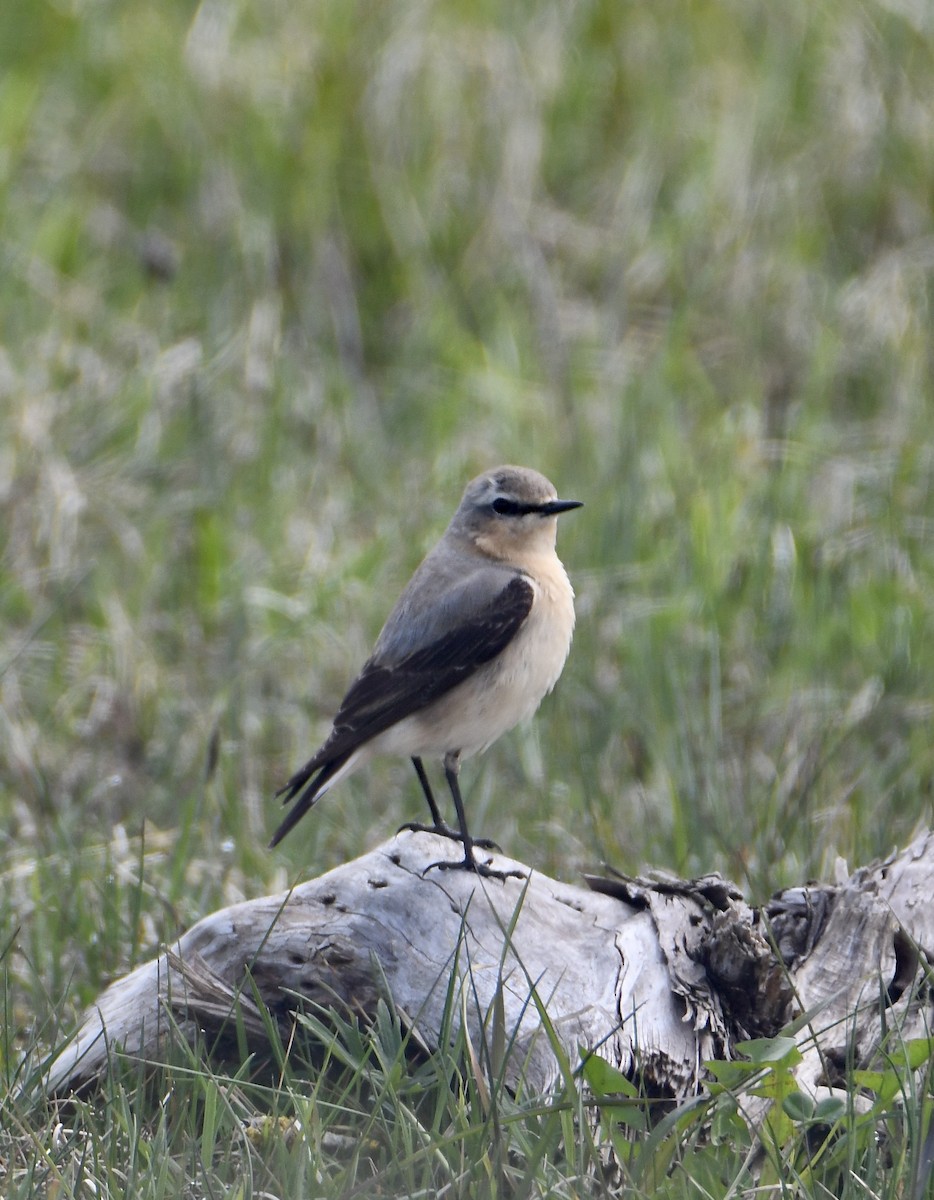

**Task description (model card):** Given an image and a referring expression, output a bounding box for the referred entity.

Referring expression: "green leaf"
[782,1090,815,1122]
[813,1096,847,1123]
[902,1038,934,1071]
[705,1059,757,1087]
[579,1049,639,1099]
[736,1036,801,1066]
[580,1049,646,1132]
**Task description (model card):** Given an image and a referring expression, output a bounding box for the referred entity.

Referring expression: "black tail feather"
[276,758,321,804]
[269,754,351,848]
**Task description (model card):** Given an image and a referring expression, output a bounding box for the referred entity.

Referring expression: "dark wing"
[326,571,534,757]
[270,573,533,845]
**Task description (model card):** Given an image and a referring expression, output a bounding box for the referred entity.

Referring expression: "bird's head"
[450,466,582,560]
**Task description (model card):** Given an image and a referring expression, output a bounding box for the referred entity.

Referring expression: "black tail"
[269,754,351,848]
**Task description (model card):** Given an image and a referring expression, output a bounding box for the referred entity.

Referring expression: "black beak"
[539,498,583,516]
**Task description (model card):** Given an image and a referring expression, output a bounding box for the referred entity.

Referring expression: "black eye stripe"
[491,497,539,516]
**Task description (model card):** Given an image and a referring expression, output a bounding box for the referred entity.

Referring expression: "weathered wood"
[769,831,934,1108]
[44,828,934,1105]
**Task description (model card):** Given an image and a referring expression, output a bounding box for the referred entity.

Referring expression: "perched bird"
[271,465,582,877]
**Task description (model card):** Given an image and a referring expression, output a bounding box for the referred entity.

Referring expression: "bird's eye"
[492,497,522,516]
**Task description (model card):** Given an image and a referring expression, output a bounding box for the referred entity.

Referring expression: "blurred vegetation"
[1,0,934,1192]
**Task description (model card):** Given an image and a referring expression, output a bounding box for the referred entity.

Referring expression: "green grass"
[2,0,934,1193]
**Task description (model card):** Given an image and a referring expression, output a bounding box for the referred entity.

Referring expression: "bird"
[270,465,582,878]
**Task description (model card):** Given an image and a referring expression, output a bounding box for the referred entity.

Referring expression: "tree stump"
[45,828,934,1105]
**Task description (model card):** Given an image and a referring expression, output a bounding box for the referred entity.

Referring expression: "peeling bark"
[45,829,934,1106]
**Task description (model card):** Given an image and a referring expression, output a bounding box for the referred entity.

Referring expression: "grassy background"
[2,0,934,1193]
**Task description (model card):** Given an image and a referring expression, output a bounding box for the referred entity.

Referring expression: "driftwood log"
[45,828,934,1105]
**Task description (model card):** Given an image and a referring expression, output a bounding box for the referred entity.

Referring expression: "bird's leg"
[399,757,498,849]
[426,753,524,881]
[399,756,460,838]
[411,757,448,829]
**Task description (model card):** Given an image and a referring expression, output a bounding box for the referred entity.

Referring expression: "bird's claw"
[424,856,526,882]
[398,821,499,852]
[398,819,460,840]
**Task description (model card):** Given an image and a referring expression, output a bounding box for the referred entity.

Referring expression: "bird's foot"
[398,820,499,852]
[425,853,526,882]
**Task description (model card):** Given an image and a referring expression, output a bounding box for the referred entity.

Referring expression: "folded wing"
[270,571,534,846]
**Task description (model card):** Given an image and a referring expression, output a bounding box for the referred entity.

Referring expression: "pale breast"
[493,557,576,709]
